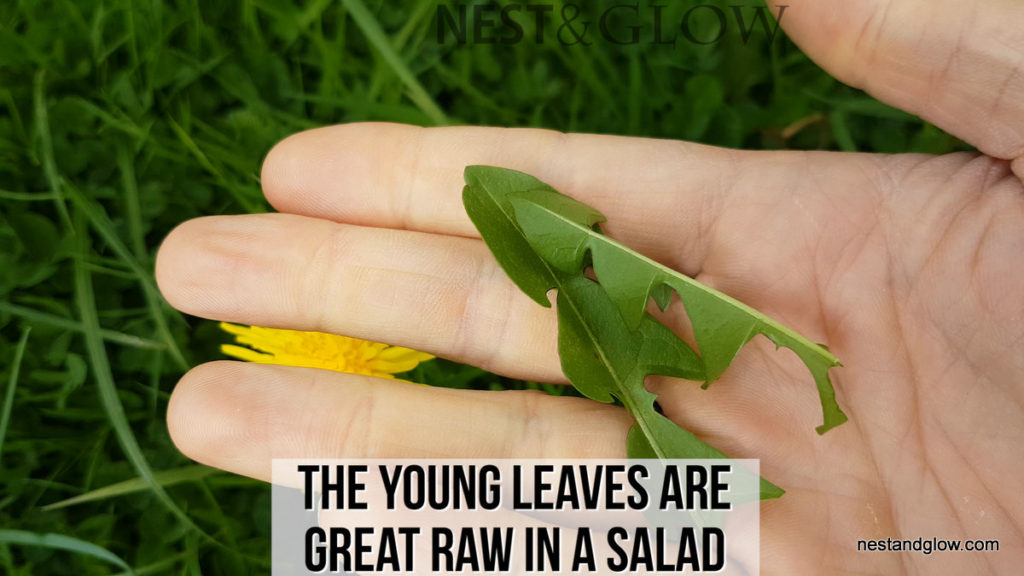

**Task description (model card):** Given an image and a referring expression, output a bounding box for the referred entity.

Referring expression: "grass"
[0,0,967,573]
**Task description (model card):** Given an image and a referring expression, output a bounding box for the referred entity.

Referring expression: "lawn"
[0,0,965,573]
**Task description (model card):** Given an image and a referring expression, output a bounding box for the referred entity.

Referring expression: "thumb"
[771,0,1024,176]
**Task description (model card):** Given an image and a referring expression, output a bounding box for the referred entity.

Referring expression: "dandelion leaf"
[463,165,786,499]
[509,184,848,434]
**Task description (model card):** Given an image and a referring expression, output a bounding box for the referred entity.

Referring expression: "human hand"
[155,0,1024,573]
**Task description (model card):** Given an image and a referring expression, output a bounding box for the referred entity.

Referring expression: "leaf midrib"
[557,282,666,459]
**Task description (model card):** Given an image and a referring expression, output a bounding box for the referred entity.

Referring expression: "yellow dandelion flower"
[219,322,434,380]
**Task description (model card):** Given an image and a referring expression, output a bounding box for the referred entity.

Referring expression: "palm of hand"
[667,152,1023,574]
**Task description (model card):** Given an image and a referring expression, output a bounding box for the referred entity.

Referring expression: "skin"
[155,0,1024,573]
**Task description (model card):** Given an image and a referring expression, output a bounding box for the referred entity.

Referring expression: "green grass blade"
[117,145,148,260]
[829,111,858,152]
[42,465,221,511]
[0,301,166,350]
[0,189,58,201]
[67,96,153,141]
[392,0,437,52]
[111,554,189,576]
[343,0,448,126]
[31,70,74,230]
[0,529,133,573]
[165,117,264,214]
[71,208,209,541]
[0,327,31,471]
[66,184,189,370]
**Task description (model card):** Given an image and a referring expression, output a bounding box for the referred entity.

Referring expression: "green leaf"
[463,166,785,499]
[509,179,848,435]
[556,275,704,400]
[558,277,793,495]
[462,166,563,307]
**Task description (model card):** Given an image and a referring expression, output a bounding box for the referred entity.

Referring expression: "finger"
[155,212,565,382]
[260,122,741,274]
[769,0,1024,168]
[166,361,633,482]
[260,123,886,280]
